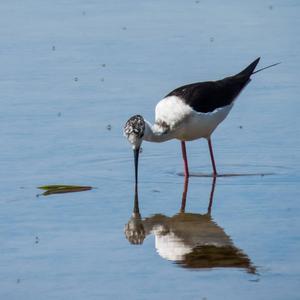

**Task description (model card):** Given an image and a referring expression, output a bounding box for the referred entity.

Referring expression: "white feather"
[155,96,193,129]
[154,96,233,141]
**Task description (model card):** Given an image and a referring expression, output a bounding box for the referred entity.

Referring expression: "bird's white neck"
[143,120,174,143]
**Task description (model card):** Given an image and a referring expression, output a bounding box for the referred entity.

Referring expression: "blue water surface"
[0,1,299,299]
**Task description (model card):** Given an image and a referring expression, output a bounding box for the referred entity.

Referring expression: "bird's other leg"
[181,141,189,178]
[207,138,217,177]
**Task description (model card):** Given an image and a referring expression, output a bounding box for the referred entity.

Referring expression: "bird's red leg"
[208,138,218,176]
[181,141,189,178]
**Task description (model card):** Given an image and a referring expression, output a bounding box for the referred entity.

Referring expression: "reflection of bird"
[124,58,279,183]
[124,178,256,273]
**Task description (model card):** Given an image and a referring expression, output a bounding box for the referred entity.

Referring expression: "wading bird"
[124,58,279,184]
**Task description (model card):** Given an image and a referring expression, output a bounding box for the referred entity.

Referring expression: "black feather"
[166,58,260,113]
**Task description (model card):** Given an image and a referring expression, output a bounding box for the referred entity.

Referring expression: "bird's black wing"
[165,58,260,113]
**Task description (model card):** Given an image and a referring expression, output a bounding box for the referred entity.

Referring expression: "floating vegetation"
[37,185,93,196]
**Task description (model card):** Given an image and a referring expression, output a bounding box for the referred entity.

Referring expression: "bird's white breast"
[155,96,193,129]
[155,96,233,141]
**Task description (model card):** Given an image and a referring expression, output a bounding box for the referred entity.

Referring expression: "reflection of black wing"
[166,58,260,113]
[178,245,256,274]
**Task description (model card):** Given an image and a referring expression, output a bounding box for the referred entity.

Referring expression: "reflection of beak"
[133,147,140,186]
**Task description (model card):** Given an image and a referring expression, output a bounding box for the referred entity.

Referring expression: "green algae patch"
[37,185,93,196]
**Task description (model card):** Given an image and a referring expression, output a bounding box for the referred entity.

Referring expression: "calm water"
[0,1,300,299]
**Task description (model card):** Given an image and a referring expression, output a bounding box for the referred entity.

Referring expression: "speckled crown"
[124,115,145,138]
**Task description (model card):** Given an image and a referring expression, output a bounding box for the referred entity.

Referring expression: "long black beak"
[133,147,140,190]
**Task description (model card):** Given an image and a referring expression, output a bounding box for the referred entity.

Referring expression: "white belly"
[174,104,233,141]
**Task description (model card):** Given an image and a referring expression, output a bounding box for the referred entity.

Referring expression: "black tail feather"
[237,57,261,78]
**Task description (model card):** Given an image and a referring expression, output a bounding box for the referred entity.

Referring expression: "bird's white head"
[123,115,145,150]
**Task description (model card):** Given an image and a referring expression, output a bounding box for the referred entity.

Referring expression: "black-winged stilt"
[124,57,279,183]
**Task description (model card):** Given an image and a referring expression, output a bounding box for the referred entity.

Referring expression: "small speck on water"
[19,186,25,189]
[106,124,112,130]
[210,37,214,42]
[57,112,62,117]
[195,0,200,3]
[35,237,39,244]
[82,11,86,15]
[17,279,21,284]
[122,26,127,30]
[269,5,273,10]
[52,46,56,51]
[101,78,105,82]
[101,63,106,67]
[74,77,78,82]
[239,125,243,129]
[152,189,160,193]
[249,278,260,282]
